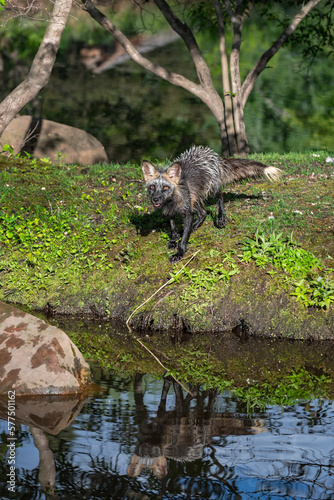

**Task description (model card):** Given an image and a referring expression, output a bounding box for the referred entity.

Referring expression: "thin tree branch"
[82,0,205,100]
[126,250,200,397]
[153,0,214,90]
[241,0,323,109]
[135,337,195,396]
[126,250,200,330]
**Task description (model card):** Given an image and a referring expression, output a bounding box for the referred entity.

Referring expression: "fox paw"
[167,240,178,250]
[216,215,228,228]
[169,252,184,264]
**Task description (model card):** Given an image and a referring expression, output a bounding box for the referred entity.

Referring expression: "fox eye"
[163,186,169,191]
[150,185,155,190]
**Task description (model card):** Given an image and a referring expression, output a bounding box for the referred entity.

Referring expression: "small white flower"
[41,187,46,190]
[312,154,320,157]
[267,213,275,220]
[293,210,303,215]
[325,156,334,163]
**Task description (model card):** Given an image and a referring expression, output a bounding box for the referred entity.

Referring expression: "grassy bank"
[0,150,333,339]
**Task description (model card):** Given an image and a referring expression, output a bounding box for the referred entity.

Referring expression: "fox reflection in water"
[127,375,265,480]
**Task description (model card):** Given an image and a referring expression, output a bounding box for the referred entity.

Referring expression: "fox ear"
[166,162,182,184]
[142,160,159,183]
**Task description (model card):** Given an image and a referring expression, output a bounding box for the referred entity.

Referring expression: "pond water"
[29,36,333,164]
[1,369,334,500]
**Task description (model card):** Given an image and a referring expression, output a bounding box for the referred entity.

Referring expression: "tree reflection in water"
[1,373,333,499]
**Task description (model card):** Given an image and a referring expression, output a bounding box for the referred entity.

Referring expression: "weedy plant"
[0,153,147,301]
[239,231,334,309]
[169,251,239,303]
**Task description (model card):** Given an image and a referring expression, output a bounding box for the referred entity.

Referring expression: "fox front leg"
[216,191,228,228]
[167,216,180,250]
[169,213,194,264]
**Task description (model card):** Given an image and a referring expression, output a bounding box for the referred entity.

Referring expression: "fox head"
[142,160,182,209]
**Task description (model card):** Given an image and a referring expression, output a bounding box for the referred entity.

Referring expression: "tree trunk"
[30,426,57,496]
[212,0,238,156]
[227,1,249,156]
[0,0,73,138]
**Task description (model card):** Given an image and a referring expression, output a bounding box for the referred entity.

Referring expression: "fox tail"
[221,158,282,184]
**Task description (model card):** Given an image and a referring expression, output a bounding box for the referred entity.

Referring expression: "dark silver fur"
[142,145,281,263]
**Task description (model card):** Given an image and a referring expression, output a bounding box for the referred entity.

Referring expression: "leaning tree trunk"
[0,0,73,138]
[240,0,323,116]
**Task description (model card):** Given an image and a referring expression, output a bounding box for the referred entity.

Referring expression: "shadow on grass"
[130,191,264,236]
[130,210,175,236]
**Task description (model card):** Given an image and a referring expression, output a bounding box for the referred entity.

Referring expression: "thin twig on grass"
[126,250,200,330]
[126,250,200,396]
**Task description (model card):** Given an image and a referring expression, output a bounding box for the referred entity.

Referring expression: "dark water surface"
[37,37,334,164]
[1,369,334,500]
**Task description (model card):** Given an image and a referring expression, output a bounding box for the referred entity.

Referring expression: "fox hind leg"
[216,191,228,228]
[192,204,207,231]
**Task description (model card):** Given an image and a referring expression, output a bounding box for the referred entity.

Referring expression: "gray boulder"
[0,115,108,165]
[0,301,91,395]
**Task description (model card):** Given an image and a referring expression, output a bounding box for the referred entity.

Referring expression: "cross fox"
[142,145,281,263]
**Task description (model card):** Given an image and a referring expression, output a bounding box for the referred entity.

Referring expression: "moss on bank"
[0,151,333,339]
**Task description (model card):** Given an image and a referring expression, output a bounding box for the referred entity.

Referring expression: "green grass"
[0,149,333,324]
[239,231,334,309]
[0,153,148,304]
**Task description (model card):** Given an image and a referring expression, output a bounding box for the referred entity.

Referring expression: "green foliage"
[240,231,334,309]
[287,0,334,62]
[1,18,47,62]
[164,348,233,393]
[170,252,239,303]
[188,3,334,154]
[189,0,333,61]
[291,277,334,310]
[0,155,146,301]
[233,368,331,414]
[0,144,14,155]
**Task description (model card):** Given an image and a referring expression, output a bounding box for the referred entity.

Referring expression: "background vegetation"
[1,3,333,161]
